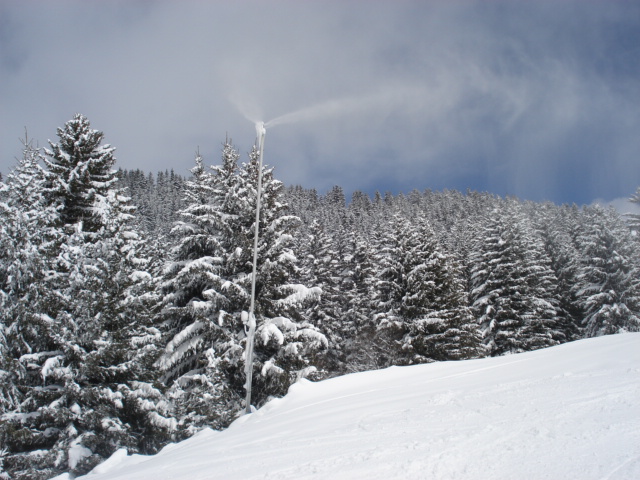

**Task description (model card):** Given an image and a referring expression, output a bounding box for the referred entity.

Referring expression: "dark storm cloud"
[1,0,639,207]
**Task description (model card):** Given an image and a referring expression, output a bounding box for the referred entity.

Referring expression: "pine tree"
[470,201,563,356]
[43,114,118,233]
[375,217,482,365]
[340,231,377,373]
[235,145,326,405]
[156,148,242,437]
[0,137,58,416]
[295,220,343,369]
[530,202,584,341]
[0,118,173,480]
[369,215,406,367]
[402,222,482,363]
[574,205,640,336]
[158,140,326,428]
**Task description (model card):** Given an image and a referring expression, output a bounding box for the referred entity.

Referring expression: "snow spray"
[234,86,424,134]
[264,95,366,128]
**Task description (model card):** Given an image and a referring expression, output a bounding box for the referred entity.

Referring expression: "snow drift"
[66,333,640,480]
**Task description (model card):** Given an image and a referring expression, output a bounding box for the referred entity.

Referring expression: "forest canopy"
[1,115,639,480]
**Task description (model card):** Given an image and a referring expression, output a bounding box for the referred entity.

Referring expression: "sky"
[1,0,639,207]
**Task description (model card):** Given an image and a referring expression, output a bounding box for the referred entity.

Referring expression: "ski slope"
[68,334,640,480]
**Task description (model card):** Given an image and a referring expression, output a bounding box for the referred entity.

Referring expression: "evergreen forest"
[1,114,639,479]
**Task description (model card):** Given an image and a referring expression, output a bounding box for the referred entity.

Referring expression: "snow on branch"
[276,284,322,307]
[260,322,285,346]
[261,359,285,377]
[295,328,328,349]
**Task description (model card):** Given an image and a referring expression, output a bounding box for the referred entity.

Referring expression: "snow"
[129,271,151,282]
[68,437,93,471]
[87,449,138,475]
[277,284,322,306]
[260,359,285,377]
[75,333,639,480]
[70,403,82,416]
[41,354,65,383]
[259,321,285,346]
[296,328,329,348]
[155,321,205,371]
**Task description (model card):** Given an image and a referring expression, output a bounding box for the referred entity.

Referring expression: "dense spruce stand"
[1,115,639,479]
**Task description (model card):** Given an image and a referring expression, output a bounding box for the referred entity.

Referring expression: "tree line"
[1,114,639,479]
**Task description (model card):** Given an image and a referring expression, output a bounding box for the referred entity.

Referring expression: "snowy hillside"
[66,334,639,480]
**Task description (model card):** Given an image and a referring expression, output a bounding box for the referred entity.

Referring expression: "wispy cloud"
[1,1,639,205]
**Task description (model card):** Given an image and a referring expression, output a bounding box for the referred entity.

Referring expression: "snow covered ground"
[65,333,640,480]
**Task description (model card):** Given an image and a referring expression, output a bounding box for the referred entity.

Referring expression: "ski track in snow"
[65,334,640,480]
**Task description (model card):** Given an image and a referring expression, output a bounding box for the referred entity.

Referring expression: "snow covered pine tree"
[574,205,640,336]
[470,201,565,356]
[374,216,481,365]
[157,140,326,436]
[0,115,173,480]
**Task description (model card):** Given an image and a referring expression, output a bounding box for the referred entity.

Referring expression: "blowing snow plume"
[232,86,429,132]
